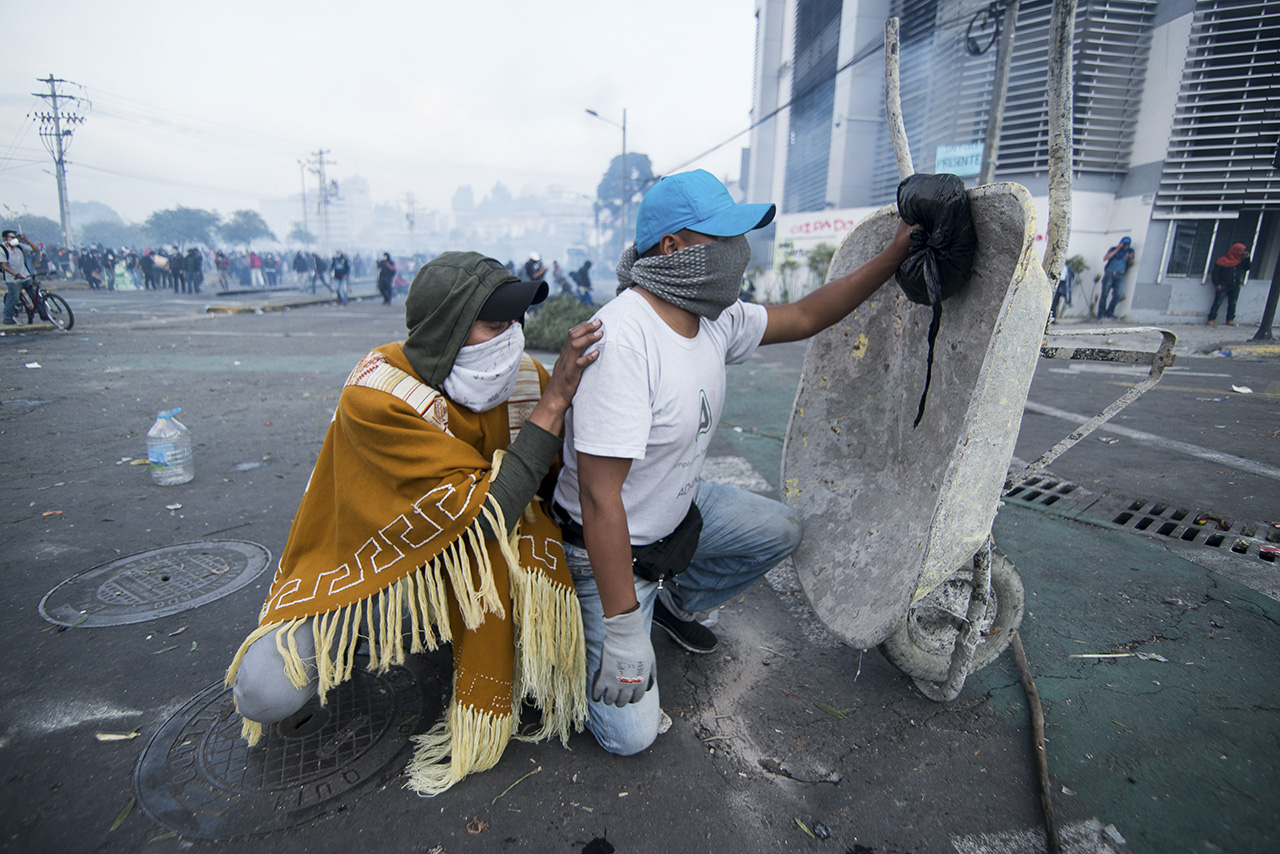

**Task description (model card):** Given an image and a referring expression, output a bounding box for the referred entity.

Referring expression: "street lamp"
[586,108,628,251]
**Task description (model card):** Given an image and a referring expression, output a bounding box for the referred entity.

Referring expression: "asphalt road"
[720,331,1276,522]
[2,287,1276,853]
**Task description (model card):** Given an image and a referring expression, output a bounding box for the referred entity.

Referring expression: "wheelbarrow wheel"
[878,546,1025,683]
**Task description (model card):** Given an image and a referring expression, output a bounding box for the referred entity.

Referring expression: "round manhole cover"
[38,540,271,627]
[135,664,431,840]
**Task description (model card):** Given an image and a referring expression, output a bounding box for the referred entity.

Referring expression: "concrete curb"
[1212,340,1280,358]
[203,297,336,315]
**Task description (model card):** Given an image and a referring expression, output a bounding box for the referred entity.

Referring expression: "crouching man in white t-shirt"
[552,169,916,755]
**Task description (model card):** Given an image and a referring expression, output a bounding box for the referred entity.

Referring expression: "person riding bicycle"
[3,230,38,325]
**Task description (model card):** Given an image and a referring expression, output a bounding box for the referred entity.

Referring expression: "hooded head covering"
[402,251,545,389]
[1216,243,1247,268]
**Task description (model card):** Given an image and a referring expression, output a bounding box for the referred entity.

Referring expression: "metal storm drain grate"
[135,664,432,840]
[1003,475,1090,511]
[1109,501,1280,565]
[38,540,271,628]
[1003,470,1279,566]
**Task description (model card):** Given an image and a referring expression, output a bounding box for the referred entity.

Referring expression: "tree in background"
[81,220,149,249]
[0,214,65,246]
[146,206,221,248]
[806,243,836,290]
[219,210,276,248]
[287,222,316,246]
[775,241,800,303]
[595,153,656,258]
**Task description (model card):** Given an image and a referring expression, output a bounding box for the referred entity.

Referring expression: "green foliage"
[775,242,801,303]
[523,295,597,352]
[219,210,276,247]
[596,153,656,257]
[0,214,64,246]
[80,220,148,249]
[807,243,836,282]
[287,222,316,245]
[1065,254,1089,276]
[146,206,221,247]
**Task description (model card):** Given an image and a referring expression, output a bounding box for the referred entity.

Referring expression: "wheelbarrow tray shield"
[781,183,1051,649]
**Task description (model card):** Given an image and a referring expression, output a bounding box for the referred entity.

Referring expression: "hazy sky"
[0,0,756,225]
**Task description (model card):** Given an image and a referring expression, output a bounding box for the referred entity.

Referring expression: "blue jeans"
[1208,284,1239,323]
[564,480,802,756]
[1098,271,1125,318]
[3,279,19,321]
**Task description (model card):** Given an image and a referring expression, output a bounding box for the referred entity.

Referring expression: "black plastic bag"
[895,173,978,427]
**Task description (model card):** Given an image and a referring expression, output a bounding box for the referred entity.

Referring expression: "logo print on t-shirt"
[697,390,712,437]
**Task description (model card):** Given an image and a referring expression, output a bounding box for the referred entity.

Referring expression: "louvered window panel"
[867,0,1155,206]
[1155,0,1280,215]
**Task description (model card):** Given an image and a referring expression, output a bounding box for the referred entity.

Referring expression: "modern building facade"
[746,0,1279,323]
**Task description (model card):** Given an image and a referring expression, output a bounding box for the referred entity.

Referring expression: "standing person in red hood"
[249,250,264,288]
[1207,243,1250,327]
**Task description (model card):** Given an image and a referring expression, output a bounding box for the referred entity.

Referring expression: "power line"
[73,161,278,198]
[83,86,310,152]
[663,9,979,175]
[92,104,303,159]
[0,98,40,175]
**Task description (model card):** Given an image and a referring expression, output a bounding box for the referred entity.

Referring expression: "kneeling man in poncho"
[225,252,602,794]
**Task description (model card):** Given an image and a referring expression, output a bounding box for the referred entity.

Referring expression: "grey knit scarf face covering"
[615,234,751,320]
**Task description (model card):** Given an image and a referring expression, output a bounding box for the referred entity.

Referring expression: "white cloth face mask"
[442,322,525,412]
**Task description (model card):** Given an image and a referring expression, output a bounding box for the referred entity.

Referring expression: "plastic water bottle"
[147,408,195,485]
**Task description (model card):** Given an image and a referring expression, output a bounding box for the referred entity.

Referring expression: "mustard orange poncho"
[225,342,585,795]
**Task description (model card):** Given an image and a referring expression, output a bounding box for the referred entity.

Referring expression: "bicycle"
[11,275,74,330]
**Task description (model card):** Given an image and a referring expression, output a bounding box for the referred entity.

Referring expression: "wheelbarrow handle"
[1004,326,1177,493]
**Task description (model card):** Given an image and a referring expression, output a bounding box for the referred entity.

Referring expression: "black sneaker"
[653,597,718,654]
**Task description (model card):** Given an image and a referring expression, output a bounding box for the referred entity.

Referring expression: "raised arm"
[760,219,916,345]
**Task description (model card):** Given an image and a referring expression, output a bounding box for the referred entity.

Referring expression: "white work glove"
[592,607,655,707]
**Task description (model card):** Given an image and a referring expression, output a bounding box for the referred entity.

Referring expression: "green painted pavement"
[976,502,1280,852]
[719,342,1278,851]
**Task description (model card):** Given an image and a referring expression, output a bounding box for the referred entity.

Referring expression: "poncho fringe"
[224,444,587,793]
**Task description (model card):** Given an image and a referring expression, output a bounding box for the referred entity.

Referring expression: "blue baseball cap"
[635,169,776,255]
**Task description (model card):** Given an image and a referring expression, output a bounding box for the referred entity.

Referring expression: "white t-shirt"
[553,288,768,544]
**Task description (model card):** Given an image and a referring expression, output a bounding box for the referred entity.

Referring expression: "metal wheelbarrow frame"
[780,183,1176,700]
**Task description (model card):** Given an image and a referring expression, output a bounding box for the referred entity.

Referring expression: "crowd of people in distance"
[510,251,596,306]
[2,233,606,311]
[19,242,404,298]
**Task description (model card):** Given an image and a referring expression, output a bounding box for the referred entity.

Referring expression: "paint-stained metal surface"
[781,184,1051,649]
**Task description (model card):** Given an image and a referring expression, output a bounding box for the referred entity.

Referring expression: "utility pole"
[586,108,628,253]
[308,149,334,258]
[32,74,88,249]
[297,159,310,245]
[404,191,416,257]
[620,108,628,251]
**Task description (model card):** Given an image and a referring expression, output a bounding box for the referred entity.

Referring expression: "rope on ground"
[1010,630,1062,854]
